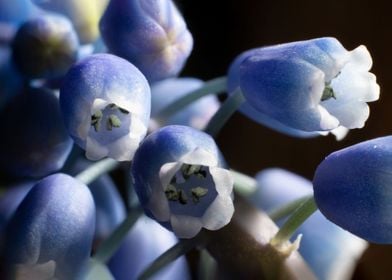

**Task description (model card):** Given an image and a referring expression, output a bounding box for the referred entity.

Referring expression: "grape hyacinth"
[11,14,80,80]
[228,37,380,135]
[1,0,391,278]
[60,53,151,161]
[100,0,193,82]
[313,136,392,244]
[0,174,95,279]
[132,125,234,238]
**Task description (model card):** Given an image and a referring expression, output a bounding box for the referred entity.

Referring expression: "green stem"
[204,88,245,137]
[270,196,318,247]
[268,195,313,222]
[94,207,142,263]
[138,232,209,280]
[75,158,119,185]
[231,169,257,196]
[157,76,227,121]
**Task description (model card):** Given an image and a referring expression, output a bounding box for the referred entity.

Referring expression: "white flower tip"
[349,45,373,70]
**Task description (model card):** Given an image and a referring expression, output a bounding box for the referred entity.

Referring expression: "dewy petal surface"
[229,37,380,134]
[313,136,392,243]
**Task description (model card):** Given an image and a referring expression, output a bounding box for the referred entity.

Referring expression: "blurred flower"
[70,159,126,243]
[0,87,73,178]
[11,14,80,79]
[0,182,34,233]
[252,168,367,280]
[108,216,190,280]
[132,125,234,238]
[228,37,379,135]
[0,173,95,279]
[32,0,107,43]
[0,46,23,109]
[313,136,392,244]
[150,78,220,130]
[60,53,151,161]
[0,0,37,26]
[100,0,193,82]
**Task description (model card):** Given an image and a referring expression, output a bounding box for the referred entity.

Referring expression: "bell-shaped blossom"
[60,53,151,161]
[150,78,220,130]
[0,87,73,178]
[132,125,234,238]
[108,216,190,280]
[313,136,392,244]
[0,173,95,280]
[228,37,379,134]
[11,14,80,79]
[100,0,193,82]
[32,0,108,43]
[252,168,367,280]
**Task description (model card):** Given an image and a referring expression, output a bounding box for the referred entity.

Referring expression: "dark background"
[177,0,392,278]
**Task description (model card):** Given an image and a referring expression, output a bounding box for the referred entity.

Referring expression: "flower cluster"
[0,0,390,279]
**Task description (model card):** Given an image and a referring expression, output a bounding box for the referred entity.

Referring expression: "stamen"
[191,187,208,203]
[321,84,336,101]
[165,184,179,201]
[91,110,103,132]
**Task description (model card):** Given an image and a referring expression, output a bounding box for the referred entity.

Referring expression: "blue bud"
[150,78,220,130]
[60,53,151,161]
[100,0,193,82]
[252,168,367,280]
[0,87,73,178]
[108,216,190,280]
[1,173,95,279]
[132,125,234,238]
[11,14,80,79]
[228,37,379,134]
[313,136,392,244]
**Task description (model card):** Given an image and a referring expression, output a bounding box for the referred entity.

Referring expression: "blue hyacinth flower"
[108,216,190,280]
[150,78,220,130]
[0,173,95,279]
[313,136,392,244]
[0,87,73,178]
[228,37,379,135]
[32,0,108,43]
[132,125,234,238]
[11,14,80,80]
[100,0,193,82]
[252,168,367,280]
[60,53,151,161]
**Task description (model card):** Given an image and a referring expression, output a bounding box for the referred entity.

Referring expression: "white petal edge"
[201,195,235,231]
[171,214,203,239]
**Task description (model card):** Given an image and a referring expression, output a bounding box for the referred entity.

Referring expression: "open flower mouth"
[84,98,147,161]
[164,164,219,217]
[147,148,235,238]
[318,46,380,130]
